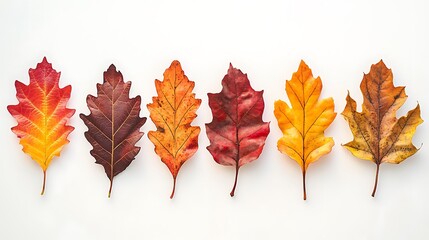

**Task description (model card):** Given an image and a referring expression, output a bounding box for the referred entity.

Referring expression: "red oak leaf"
[206,64,270,197]
[7,57,75,195]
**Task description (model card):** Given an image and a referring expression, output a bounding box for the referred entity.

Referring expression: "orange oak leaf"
[7,57,75,195]
[274,60,336,200]
[80,65,146,197]
[342,60,423,197]
[206,64,270,197]
[147,60,201,199]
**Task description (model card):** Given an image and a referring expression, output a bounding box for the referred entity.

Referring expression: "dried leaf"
[342,60,423,197]
[147,60,201,199]
[80,65,146,197]
[206,64,270,197]
[274,60,336,200]
[7,57,75,195]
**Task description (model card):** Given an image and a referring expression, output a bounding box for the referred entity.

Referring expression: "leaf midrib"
[360,71,406,163]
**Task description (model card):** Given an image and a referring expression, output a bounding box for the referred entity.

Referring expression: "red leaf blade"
[206,64,270,196]
[7,57,75,195]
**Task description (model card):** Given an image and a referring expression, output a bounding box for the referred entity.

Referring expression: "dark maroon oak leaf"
[80,65,146,197]
[206,64,270,197]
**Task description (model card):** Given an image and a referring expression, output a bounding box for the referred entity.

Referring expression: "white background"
[0,0,428,239]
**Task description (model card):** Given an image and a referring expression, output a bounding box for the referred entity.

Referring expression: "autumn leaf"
[147,60,201,199]
[7,57,75,195]
[80,65,146,198]
[206,64,270,197]
[274,60,336,200]
[342,60,423,197]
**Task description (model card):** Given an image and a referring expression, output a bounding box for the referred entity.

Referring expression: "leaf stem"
[230,164,239,197]
[41,170,46,195]
[108,179,113,198]
[170,177,177,199]
[372,163,380,197]
[302,168,307,200]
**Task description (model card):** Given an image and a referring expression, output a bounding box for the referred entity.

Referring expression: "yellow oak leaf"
[342,60,423,197]
[274,60,336,200]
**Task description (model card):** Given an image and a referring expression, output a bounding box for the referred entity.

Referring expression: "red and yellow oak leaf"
[274,60,336,200]
[206,64,270,197]
[7,57,75,195]
[147,60,201,199]
[342,60,423,197]
[80,65,146,198]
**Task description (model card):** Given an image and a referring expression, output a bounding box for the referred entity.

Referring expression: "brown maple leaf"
[342,60,423,197]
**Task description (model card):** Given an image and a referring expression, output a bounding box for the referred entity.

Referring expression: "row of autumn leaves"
[7,58,423,200]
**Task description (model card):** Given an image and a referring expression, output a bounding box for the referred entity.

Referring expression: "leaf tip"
[298,59,310,70]
[171,60,181,66]
[36,57,53,71]
[107,64,117,72]
[372,59,390,73]
[345,91,353,100]
[79,113,86,120]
